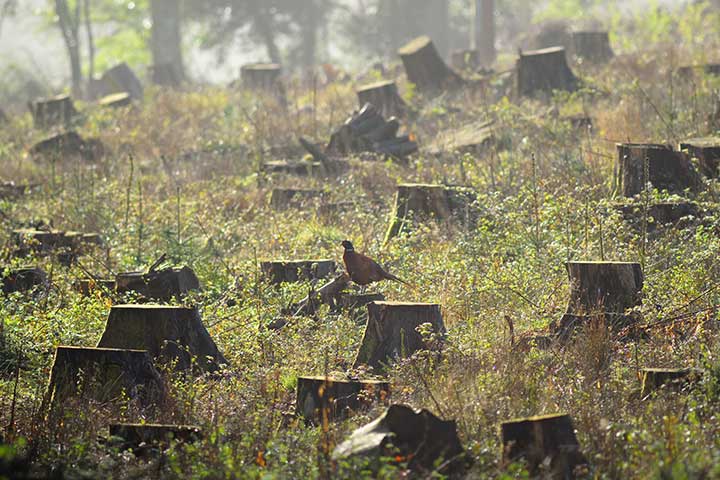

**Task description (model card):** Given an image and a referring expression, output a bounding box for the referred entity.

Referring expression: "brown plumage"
[341,240,406,286]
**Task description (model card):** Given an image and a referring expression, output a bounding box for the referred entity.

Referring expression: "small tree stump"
[2,267,47,294]
[28,131,105,162]
[397,36,463,93]
[356,80,407,118]
[99,92,132,109]
[450,49,480,71]
[617,143,702,197]
[269,188,324,210]
[571,31,613,63]
[241,63,283,90]
[151,63,183,86]
[679,137,720,178]
[332,404,467,474]
[353,301,445,369]
[640,368,703,397]
[95,62,143,100]
[97,304,227,372]
[501,414,588,477]
[296,376,390,423]
[517,47,578,97]
[28,94,77,129]
[260,259,336,284]
[115,266,200,301]
[45,346,164,410]
[108,423,202,448]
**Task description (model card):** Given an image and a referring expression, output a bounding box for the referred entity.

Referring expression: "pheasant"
[341,240,407,287]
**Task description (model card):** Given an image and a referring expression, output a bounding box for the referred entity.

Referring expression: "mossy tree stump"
[45,346,164,410]
[517,47,578,97]
[109,423,202,448]
[571,31,613,63]
[501,414,588,477]
[398,36,463,93]
[679,138,720,178]
[115,266,200,302]
[353,302,445,369]
[269,188,324,211]
[97,305,227,372]
[640,368,703,397]
[28,94,77,129]
[617,143,702,197]
[356,80,406,118]
[1,267,47,294]
[261,259,336,284]
[296,376,390,423]
[332,404,467,474]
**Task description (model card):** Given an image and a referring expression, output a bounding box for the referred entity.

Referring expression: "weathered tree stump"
[553,261,643,339]
[13,229,102,257]
[261,259,336,284]
[151,63,183,87]
[517,47,578,97]
[385,184,477,242]
[617,143,702,197]
[96,62,143,100]
[397,36,464,93]
[571,31,613,63]
[45,346,164,410]
[115,266,200,302]
[332,404,467,474]
[296,376,390,423]
[450,49,481,71]
[679,137,720,178]
[1,267,47,294]
[501,414,588,477]
[640,368,703,397]
[28,94,77,129]
[28,131,105,162]
[356,80,407,118]
[108,423,202,449]
[353,301,445,369]
[241,63,283,90]
[99,92,132,109]
[269,188,324,210]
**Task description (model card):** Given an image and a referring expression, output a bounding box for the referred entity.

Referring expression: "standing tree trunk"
[55,0,83,98]
[473,0,495,66]
[300,1,319,67]
[83,0,95,85]
[150,0,184,84]
[423,0,449,58]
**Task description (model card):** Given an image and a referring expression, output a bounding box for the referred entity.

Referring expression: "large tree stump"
[385,184,477,242]
[617,143,702,197]
[28,131,105,162]
[45,346,164,410]
[353,302,445,369]
[356,80,407,118]
[269,188,324,210]
[115,266,200,302]
[241,63,283,90]
[108,423,202,449]
[640,368,702,397]
[260,259,336,285]
[96,62,143,100]
[13,229,102,258]
[1,267,47,294]
[571,31,613,63]
[332,404,467,474]
[295,376,390,423]
[28,94,77,129]
[501,414,588,477]
[553,262,643,339]
[97,304,226,372]
[397,36,463,93]
[679,137,720,178]
[517,47,578,97]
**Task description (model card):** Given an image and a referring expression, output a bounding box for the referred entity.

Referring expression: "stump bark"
[353,301,445,369]
[97,62,143,100]
[97,304,227,372]
[1,267,47,294]
[356,80,407,118]
[332,404,467,474]
[260,259,336,284]
[115,266,200,302]
[640,368,702,397]
[109,423,202,448]
[679,137,720,178]
[397,36,464,93]
[45,346,164,410]
[571,31,613,63]
[617,143,703,197]
[28,94,77,129]
[269,188,324,210]
[517,47,578,97]
[295,376,390,423]
[501,414,587,477]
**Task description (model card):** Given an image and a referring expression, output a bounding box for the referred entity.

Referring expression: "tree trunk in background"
[300,1,319,67]
[423,0,449,58]
[249,2,280,63]
[150,0,184,81]
[55,0,83,97]
[474,0,495,66]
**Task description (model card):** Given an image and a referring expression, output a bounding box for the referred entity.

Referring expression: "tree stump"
[450,49,481,71]
[679,137,720,178]
[332,404,467,474]
[353,301,445,369]
[640,368,702,397]
[571,31,613,63]
[356,80,407,118]
[97,304,226,372]
[241,63,283,90]
[28,94,77,129]
[618,201,705,231]
[385,184,477,242]
[108,423,202,449]
[1,267,47,294]
[617,143,702,197]
[338,292,385,310]
[295,376,390,423]
[501,414,588,477]
[677,64,720,79]
[269,188,324,210]
[260,260,336,284]
[28,131,105,162]
[99,92,132,109]
[0,182,29,200]
[397,36,464,93]
[151,63,183,87]
[115,266,200,301]
[553,262,643,339]
[45,346,164,410]
[517,47,578,97]
[97,62,143,100]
